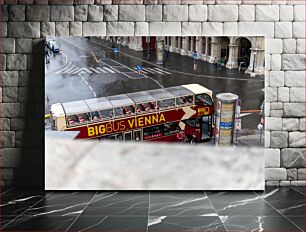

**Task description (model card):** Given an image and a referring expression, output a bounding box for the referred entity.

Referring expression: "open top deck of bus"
[50,84,213,128]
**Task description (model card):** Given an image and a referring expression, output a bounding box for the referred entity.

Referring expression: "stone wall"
[0,0,305,187]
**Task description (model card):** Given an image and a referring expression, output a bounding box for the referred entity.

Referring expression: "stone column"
[156,37,165,65]
[210,38,221,63]
[169,37,177,52]
[226,44,239,69]
[205,37,209,61]
[196,37,203,56]
[180,37,189,56]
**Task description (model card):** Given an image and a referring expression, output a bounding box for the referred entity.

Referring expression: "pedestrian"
[190,133,198,144]
[45,48,50,65]
[213,57,217,68]
[176,129,185,143]
[217,58,222,69]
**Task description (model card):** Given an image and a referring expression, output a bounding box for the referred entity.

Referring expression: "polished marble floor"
[1,187,305,231]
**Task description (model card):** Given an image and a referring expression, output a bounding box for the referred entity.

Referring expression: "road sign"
[113,47,119,53]
[136,65,142,71]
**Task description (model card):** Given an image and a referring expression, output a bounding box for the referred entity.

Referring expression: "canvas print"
[45,36,265,190]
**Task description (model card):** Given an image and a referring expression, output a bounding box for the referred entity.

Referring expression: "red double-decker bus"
[50,84,214,143]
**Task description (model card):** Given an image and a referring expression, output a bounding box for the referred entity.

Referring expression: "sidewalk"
[236,129,264,147]
[98,39,264,81]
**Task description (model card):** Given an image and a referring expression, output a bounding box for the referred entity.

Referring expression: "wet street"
[45,37,264,137]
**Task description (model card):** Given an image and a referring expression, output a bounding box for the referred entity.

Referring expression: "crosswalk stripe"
[142,67,156,74]
[62,66,76,74]
[67,67,79,74]
[140,70,149,74]
[55,62,72,74]
[95,67,107,73]
[154,68,171,75]
[90,67,100,74]
[150,68,165,75]
[103,67,116,74]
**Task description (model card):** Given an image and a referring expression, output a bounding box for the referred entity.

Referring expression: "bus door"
[201,115,212,140]
[124,131,132,141]
[133,130,142,142]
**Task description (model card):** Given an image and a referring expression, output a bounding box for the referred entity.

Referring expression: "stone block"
[0,38,15,53]
[283,118,299,131]
[0,22,7,37]
[270,131,288,148]
[182,0,203,3]
[0,71,18,87]
[282,54,305,71]
[149,22,181,36]
[256,5,279,21]
[270,102,282,110]
[265,54,270,71]
[265,87,277,102]
[182,22,201,36]
[293,22,305,38]
[7,54,26,71]
[158,0,181,3]
[146,5,162,22]
[265,117,282,131]
[297,169,305,180]
[119,5,145,21]
[275,22,292,39]
[95,0,112,4]
[74,0,94,3]
[284,71,305,87]
[144,0,158,3]
[281,148,305,168]
[1,148,22,167]
[290,87,305,102]
[266,39,283,54]
[283,39,296,54]
[2,87,18,102]
[223,22,238,36]
[239,5,255,21]
[294,5,305,21]
[290,181,306,186]
[270,110,283,117]
[26,5,50,21]
[265,181,280,186]
[41,22,55,37]
[104,5,118,21]
[50,6,74,21]
[265,148,280,168]
[208,5,238,22]
[3,103,20,117]
[135,22,148,36]
[279,181,290,186]
[296,39,305,54]
[55,22,69,36]
[265,168,286,181]
[107,22,134,36]
[287,168,297,180]
[265,102,270,117]
[238,22,274,38]
[74,5,88,21]
[270,54,281,71]
[269,71,284,87]
[284,103,305,117]
[265,130,270,148]
[163,5,188,22]
[278,87,289,102]
[88,5,103,22]
[289,132,305,148]
[189,5,207,21]
[9,5,25,21]
[0,5,9,22]
[113,0,143,3]
[202,22,222,36]
[8,22,40,38]
[299,118,305,131]
[0,54,6,71]
[16,39,32,54]
[83,22,106,36]
[279,5,293,21]
[70,22,82,37]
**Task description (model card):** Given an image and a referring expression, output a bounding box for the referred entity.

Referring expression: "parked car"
[47,40,60,53]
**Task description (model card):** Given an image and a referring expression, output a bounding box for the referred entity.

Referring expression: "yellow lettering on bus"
[88,127,96,137]
[128,119,134,129]
[152,114,158,124]
[106,123,113,133]
[138,117,144,127]
[119,121,126,131]
[159,114,166,123]
[99,125,106,134]
[145,116,151,125]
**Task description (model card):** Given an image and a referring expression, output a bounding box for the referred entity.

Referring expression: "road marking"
[84,81,88,85]
[90,67,100,74]
[95,67,107,73]
[91,51,100,64]
[67,67,79,74]
[154,68,171,75]
[102,67,116,74]
[55,62,72,74]
[89,86,93,91]
[62,66,76,74]
[140,70,149,74]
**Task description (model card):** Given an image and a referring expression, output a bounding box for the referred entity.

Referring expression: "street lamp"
[252,51,257,73]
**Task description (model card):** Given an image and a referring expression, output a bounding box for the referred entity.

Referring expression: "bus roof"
[182,84,212,95]
[127,91,155,103]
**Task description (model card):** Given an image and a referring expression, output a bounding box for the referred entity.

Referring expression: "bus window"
[76,113,89,123]
[164,122,179,136]
[176,95,193,106]
[158,98,175,110]
[99,109,113,120]
[91,111,101,121]
[195,94,213,106]
[67,115,77,126]
[114,107,124,118]
[136,102,156,114]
